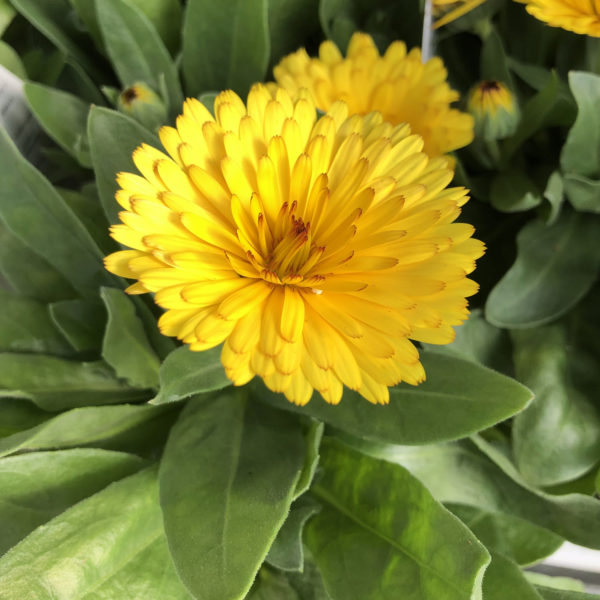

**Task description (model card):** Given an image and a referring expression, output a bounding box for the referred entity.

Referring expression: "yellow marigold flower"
[516,0,600,37]
[104,85,484,406]
[468,80,520,140]
[271,32,474,159]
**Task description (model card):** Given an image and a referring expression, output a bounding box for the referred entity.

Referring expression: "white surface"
[544,542,600,573]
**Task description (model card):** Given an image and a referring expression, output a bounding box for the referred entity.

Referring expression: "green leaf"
[502,71,559,161]
[564,173,600,214]
[100,287,160,389]
[490,169,542,213]
[128,0,183,55]
[536,587,600,599]
[159,390,306,600]
[0,289,72,355]
[0,398,49,438]
[485,212,600,328]
[0,403,175,457]
[561,71,600,178]
[246,567,300,600]
[0,354,147,411]
[96,0,182,112]
[0,41,26,79]
[512,324,600,486]
[152,345,231,404]
[480,28,513,89]
[24,82,92,167]
[49,299,106,353]
[0,467,176,599]
[9,0,103,80]
[0,0,15,34]
[526,573,585,594]
[267,496,320,572]
[305,439,490,600]
[544,170,565,224]
[287,552,332,600]
[377,439,600,550]
[482,552,542,600]
[198,91,218,113]
[268,0,319,65]
[437,309,513,375]
[0,223,75,302]
[0,448,145,554]
[0,127,113,299]
[255,350,531,445]
[294,420,324,500]
[87,105,159,225]
[182,0,270,97]
[449,505,562,566]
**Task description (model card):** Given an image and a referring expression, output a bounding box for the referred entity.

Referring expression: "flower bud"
[468,80,519,141]
[117,82,167,132]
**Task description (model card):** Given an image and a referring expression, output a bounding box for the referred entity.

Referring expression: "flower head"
[468,80,520,140]
[517,0,600,37]
[271,32,474,159]
[105,85,484,406]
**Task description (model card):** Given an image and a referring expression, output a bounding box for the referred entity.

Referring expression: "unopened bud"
[468,80,519,141]
[117,82,167,132]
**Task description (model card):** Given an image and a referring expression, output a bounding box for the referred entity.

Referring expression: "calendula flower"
[105,85,484,406]
[272,32,474,159]
[117,82,167,132]
[468,80,520,140]
[433,0,488,28]
[516,0,600,37]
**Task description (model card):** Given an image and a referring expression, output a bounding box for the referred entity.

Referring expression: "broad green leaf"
[561,72,600,178]
[96,0,182,112]
[128,0,182,55]
[87,106,159,225]
[480,29,513,89]
[0,448,145,554]
[526,573,585,594]
[512,324,600,486]
[294,420,324,500]
[0,41,26,79]
[49,299,106,352]
[371,440,600,550]
[0,467,169,599]
[490,169,542,213]
[287,550,332,600]
[131,295,176,360]
[502,71,559,160]
[182,0,270,97]
[100,287,160,389]
[0,354,147,411]
[482,552,542,600]
[24,82,92,167]
[268,0,319,65]
[485,212,600,328]
[0,127,113,299]
[0,403,175,457]
[9,0,103,80]
[0,397,49,438]
[0,289,72,355]
[266,496,320,572]
[68,0,104,49]
[0,223,75,302]
[246,568,300,600]
[536,587,600,599]
[0,0,15,34]
[159,390,306,600]
[438,309,513,375]
[564,173,600,214]
[449,505,562,566]
[306,439,490,600]
[198,91,218,113]
[152,345,231,404]
[255,350,531,445]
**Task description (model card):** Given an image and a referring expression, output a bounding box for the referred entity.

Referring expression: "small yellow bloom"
[272,32,474,159]
[105,85,484,406]
[517,0,600,37]
[468,80,520,140]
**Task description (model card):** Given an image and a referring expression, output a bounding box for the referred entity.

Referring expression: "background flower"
[272,32,474,159]
[517,0,600,36]
[105,85,484,406]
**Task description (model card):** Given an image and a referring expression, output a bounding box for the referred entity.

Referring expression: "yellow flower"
[104,85,484,406]
[468,80,520,140]
[271,32,474,159]
[516,0,600,37]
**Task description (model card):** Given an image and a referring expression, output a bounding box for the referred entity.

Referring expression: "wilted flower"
[105,85,484,406]
[272,32,474,159]
[468,80,520,140]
